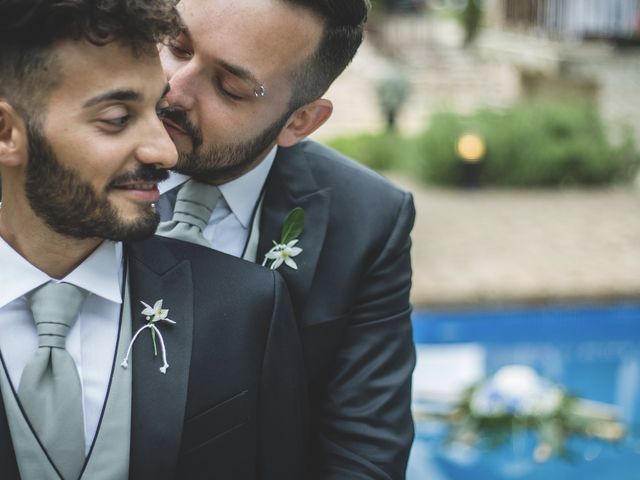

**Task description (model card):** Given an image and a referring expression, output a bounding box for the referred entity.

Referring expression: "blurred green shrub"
[418,102,640,187]
[460,0,483,46]
[327,131,418,172]
[327,101,640,187]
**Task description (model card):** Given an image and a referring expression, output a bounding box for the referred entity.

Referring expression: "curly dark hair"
[0,0,183,113]
[282,0,370,110]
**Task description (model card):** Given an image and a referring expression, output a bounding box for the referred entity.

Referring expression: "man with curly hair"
[0,1,306,478]
[158,0,416,478]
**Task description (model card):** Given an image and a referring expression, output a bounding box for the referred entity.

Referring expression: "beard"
[161,107,290,182]
[25,121,168,241]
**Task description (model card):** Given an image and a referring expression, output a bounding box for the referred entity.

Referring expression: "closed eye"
[215,81,244,101]
[168,41,192,60]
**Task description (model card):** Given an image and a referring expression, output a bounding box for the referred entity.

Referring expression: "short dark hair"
[0,0,183,114]
[282,0,369,110]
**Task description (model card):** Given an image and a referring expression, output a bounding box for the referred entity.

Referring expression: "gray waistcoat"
[0,286,133,480]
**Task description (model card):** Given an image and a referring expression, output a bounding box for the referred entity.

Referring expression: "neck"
[0,197,102,279]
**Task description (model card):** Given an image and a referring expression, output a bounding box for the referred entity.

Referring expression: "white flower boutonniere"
[121,299,177,374]
[262,207,304,270]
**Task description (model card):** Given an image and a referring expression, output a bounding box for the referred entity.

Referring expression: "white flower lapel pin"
[121,299,177,374]
[262,207,304,271]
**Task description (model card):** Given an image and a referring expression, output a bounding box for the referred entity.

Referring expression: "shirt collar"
[0,236,123,309]
[160,145,278,229]
[64,241,123,304]
[219,145,276,228]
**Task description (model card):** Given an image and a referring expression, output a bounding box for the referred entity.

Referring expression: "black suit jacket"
[258,141,416,479]
[0,236,306,480]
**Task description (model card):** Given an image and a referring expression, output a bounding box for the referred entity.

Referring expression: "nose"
[136,115,178,169]
[162,55,199,112]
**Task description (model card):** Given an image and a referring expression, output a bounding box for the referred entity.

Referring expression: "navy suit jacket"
[161,139,416,479]
[0,236,306,479]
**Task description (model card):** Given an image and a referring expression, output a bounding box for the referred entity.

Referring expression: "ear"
[0,101,28,168]
[276,98,333,147]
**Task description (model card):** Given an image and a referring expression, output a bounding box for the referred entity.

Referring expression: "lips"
[112,181,161,203]
[113,182,158,190]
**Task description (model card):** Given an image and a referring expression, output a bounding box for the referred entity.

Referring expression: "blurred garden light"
[456,132,486,163]
[457,131,485,188]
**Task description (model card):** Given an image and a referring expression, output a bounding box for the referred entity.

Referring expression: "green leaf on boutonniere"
[262,207,305,270]
[280,207,304,244]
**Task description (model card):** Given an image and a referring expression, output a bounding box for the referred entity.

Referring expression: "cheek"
[199,106,261,145]
[48,135,129,187]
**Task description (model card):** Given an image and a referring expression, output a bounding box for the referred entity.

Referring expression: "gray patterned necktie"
[156,179,220,247]
[18,281,88,480]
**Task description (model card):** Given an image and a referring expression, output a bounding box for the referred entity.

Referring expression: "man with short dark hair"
[0,1,306,478]
[158,1,416,477]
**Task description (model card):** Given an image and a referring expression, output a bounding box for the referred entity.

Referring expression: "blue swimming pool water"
[408,302,640,480]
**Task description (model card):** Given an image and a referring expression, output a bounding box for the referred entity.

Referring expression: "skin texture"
[160,0,331,184]
[0,40,177,278]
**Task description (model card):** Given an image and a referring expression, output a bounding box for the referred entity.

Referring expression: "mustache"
[109,164,169,188]
[159,106,203,149]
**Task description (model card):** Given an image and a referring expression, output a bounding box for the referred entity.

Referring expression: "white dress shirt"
[160,146,277,258]
[0,237,123,453]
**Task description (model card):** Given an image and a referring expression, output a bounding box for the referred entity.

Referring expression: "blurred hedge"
[327,131,419,173]
[327,101,640,188]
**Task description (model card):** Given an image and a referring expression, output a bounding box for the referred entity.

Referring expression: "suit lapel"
[258,142,331,318]
[127,239,194,480]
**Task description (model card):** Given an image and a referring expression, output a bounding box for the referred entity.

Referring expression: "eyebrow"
[83,89,142,108]
[83,83,171,108]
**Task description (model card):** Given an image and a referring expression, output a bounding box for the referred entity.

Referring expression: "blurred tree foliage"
[327,131,411,172]
[460,0,483,46]
[327,101,640,188]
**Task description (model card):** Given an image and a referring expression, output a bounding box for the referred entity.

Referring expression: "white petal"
[284,256,298,270]
[288,247,303,256]
[286,239,299,247]
[265,251,280,260]
[141,307,155,316]
[271,257,284,270]
[153,299,164,310]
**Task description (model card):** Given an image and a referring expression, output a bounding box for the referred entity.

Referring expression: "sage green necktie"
[19,281,88,480]
[156,179,220,248]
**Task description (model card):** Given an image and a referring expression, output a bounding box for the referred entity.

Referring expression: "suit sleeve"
[258,272,308,480]
[318,192,416,480]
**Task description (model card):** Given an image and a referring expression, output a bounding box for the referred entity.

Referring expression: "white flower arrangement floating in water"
[121,299,177,374]
[414,364,625,462]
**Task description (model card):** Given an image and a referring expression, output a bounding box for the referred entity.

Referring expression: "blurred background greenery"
[328,101,640,187]
[322,0,640,190]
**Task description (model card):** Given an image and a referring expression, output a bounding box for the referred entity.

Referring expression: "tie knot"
[173,180,220,229]
[28,282,88,349]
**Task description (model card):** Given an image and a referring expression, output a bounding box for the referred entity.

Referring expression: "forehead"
[46,40,165,108]
[179,0,323,80]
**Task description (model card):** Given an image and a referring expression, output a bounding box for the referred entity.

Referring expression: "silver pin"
[254,85,266,98]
